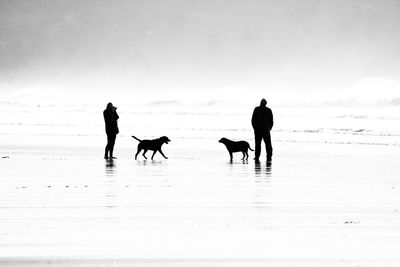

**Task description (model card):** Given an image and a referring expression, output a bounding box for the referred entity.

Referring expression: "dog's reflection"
[137,159,164,166]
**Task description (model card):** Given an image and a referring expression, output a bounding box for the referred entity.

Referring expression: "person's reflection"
[266,162,272,177]
[105,159,116,176]
[254,161,272,178]
[253,161,272,209]
[255,160,262,176]
[104,159,117,211]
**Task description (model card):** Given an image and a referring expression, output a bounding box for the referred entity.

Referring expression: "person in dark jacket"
[103,102,119,159]
[251,98,273,162]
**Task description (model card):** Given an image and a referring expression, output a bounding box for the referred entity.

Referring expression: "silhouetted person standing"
[251,98,273,162]
[103,103,119,159]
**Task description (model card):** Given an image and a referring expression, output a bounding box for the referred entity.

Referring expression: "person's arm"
[269,110,274,130]
[103,110,111,133]
[251,108,257,128]
[114,111,120,134]
[103,110,108,123]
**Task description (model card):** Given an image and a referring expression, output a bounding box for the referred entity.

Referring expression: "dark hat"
[260,99,267,106]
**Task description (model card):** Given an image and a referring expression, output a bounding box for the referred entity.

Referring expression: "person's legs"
[104,145,109,159]
[109,134,116,158]
[105,134,111,159]
[265,131,272,161]
[254,131,262,160]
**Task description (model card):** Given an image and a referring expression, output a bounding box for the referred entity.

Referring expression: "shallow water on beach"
[1,96,400,266]
[1,142,400,266]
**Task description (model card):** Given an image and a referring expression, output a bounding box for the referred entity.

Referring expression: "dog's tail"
[131,136,142,142]
[248,144,254,151]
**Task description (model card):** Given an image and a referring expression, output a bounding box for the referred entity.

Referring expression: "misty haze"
[1,1,400,267]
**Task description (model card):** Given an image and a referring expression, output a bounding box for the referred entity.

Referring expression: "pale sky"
[0,0,400,93]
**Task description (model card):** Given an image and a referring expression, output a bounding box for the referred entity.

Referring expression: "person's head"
[106,102,114,111]
[260,98,267,106]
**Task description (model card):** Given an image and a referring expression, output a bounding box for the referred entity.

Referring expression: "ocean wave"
[336,115,369,119]
[335,114,400,120]
[274,139,400,147]
[379,98,400,106]
[2,122,398,138]
[149,100,180,106]
[275,128,400,137]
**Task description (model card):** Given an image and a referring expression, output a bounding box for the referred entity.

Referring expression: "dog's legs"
[229,151,233,162]
[142,150,148,159]
[158,149,168,159]
[245,151,249,160]
[241,152,246,160]
[151,150,157,160]
[135,147,142,160]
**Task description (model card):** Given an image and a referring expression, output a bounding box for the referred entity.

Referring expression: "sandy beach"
[1,139,400,266]
[2,1,400,266]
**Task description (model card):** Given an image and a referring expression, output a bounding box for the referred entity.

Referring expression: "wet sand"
[1,141,400,266]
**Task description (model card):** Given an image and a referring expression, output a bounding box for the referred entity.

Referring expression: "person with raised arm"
[103,102,119,159]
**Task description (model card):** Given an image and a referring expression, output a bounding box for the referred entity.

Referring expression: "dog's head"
[219,137,228,144]
[160,136,171,144]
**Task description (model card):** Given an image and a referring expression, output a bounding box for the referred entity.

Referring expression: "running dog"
[132,136,170,160]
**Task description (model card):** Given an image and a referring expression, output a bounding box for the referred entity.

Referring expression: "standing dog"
[132,136,170,160]
[219,137,254,161]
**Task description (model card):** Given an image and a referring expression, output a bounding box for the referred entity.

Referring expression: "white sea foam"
[0,84,399,149]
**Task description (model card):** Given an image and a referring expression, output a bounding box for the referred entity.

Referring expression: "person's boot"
[110,149,117,159]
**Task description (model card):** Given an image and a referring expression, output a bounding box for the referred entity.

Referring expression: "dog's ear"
[161,136,170,144]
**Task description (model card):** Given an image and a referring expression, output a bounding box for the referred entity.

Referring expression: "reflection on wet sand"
[105,159,116,176]
[136,159,165,166]
[254,161,272,178]
[253,161,272,209]
[2,144,400,267]
[104,159,117,210]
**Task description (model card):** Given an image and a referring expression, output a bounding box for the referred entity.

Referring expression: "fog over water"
[1,0,400,100]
